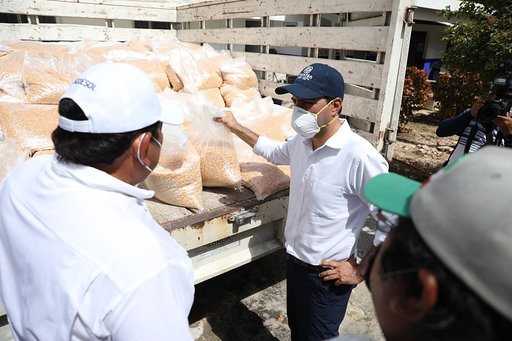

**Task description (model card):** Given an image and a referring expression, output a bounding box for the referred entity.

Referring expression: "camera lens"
[477,101,503,122]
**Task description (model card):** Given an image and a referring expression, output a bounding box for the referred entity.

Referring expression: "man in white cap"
[363,146,512,341]
[0,63,194,340]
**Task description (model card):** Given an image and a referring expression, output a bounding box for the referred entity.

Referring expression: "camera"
[477,59,512,123]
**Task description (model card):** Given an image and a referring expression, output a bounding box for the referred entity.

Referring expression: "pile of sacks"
[0,39,293,209]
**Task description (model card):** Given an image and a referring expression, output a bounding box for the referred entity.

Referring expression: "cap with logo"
[364,146,512,321]
[59,62,184,133]
[275,63,345,100]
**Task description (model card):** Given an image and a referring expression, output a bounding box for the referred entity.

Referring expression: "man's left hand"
[319,257,363,286]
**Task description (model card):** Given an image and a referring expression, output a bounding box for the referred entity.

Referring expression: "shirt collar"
[309,119,350,150]
[51,156,155,201]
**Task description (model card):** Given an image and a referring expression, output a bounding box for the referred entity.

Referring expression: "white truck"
[0,1,415,332]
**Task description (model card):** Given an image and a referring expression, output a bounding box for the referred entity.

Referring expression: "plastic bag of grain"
[0,138,29,183]
[229,98,294,199]
[22,52,93,104]
[183,101,242,188]
[0,102,58,155]
[230,96,294,141]
[113,58,170,92]
[145,125,203,209]
[0,51,27,102]
[220,57,258,89]
[220,84,261,107]
[168,47,223,92]
[240,162,290,200]
[198,88,225,108]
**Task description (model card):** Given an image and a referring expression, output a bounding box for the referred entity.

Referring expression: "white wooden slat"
[233,52,383,89]
[1,0,178,22]
[177,26,389,52]
[0,23,177,42]
[176,0,393,22]
[258,80,380,122]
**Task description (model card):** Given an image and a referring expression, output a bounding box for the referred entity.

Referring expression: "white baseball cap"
[59,62,184,133]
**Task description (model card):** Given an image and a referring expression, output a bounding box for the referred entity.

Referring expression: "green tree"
[441,0,512,88]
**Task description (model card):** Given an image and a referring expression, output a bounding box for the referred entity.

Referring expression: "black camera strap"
[464,121,496,154]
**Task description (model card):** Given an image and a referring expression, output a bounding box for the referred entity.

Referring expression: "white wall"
[413,23,448,60]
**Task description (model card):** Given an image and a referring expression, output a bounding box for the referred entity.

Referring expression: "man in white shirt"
[0,63,195,340]
[214,63,389,341]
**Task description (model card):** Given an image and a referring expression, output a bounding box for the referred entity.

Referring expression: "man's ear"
[389,268,439,321]
[132,132,152,162]
[333,97,343,115]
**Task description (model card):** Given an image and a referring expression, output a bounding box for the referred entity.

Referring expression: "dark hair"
[52,98,161,167]
[381,217,512,341]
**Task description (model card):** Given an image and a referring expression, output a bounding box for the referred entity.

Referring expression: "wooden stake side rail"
[175,0,394,21]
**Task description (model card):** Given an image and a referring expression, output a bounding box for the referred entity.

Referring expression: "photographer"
[436,62,512,165]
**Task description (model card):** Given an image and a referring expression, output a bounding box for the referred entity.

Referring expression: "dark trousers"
[286,255,353,341]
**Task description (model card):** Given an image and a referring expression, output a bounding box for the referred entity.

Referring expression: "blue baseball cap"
[275,63,345,100]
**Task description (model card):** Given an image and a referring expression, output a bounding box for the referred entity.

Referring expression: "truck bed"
[147,187,288,284]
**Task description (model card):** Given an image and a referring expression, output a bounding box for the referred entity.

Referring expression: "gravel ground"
[189,218,385,341]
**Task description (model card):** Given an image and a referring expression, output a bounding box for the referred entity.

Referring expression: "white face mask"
[137,132,162,173]
[291,100,336,138]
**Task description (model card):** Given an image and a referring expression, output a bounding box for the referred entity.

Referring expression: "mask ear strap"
[317,99,337,129]
[319,116,338,129]
[137,132,153,173]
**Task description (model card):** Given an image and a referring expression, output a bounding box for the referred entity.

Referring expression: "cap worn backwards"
[275,63,345,100]
[364,146,512,322]
[58,62,184,134]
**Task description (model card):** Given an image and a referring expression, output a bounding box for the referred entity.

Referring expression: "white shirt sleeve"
[104,262,195,341]
[253,135,291,165]
[354,150,389,246]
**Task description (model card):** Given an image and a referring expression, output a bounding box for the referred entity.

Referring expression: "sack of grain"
[220,84,261,107]
[5,40,71,55]
[220,57,258,89]
[0,138,29,182]
[168,46,223,92]
[23,52,93,104]
[183,101,242,188]
[145,125,204,209]
[161,61,184,91]
[230,97,294,141]
[240,162,290,200]
[198,88,225,108]
[0,51,27,102]
[76,40,151,63]
[0,102,58,155]
[114,59,170,92]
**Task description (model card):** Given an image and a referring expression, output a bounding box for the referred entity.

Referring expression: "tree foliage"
[441,0,512,88]
[433,71,482,119]
[400,67,432,130]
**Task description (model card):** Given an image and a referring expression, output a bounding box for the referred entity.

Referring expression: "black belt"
[290,255,328,272]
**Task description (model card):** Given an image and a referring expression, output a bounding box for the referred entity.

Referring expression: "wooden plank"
[258,80,380,122]
[0,23,177,41]
[1,0,178,22]
[233,52,383,89]
[176,0,393,22]
[177,26,389,52]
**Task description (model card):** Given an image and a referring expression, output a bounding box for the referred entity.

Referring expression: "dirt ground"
[389,110,459,181]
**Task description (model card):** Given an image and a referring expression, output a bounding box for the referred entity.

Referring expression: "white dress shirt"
[0,155,194,340]
[254,120,388,265]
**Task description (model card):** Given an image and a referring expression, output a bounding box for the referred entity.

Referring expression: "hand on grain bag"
[182,100,242,189]
[144,125,204,209]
